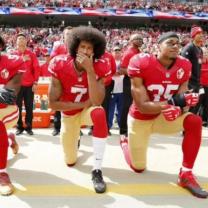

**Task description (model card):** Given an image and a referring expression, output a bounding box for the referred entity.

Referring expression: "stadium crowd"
[1,26,208,59]
[0,0,208,13]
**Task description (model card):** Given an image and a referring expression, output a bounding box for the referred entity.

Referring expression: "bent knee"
[67,162,76,167]
[131,161,146,172]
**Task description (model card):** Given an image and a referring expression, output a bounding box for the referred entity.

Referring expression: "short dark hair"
[158,32,179,44]
[69,26,106,59]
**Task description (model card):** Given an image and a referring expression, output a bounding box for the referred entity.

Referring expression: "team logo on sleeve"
[176,68,184,80]
[1,68,9,79]
[128,66,141,75]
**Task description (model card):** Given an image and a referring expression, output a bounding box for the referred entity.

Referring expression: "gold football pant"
[128,112,190,170]
[61,106,103,165]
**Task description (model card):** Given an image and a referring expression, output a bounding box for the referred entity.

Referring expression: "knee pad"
[90,108,108,138]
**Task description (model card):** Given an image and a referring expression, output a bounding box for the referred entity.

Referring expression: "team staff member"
[181,26,204,114]
[13,33,40,136]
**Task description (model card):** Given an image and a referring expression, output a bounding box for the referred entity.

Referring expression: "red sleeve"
[48,55,69,79]
[94,59,111,79]
[128,53,150,78]
[48,57,60,79]
[7,54,26,78]
[120,52,132,68]
[110,54,116,76]
[50,43,67,58]
[31,52,40,82]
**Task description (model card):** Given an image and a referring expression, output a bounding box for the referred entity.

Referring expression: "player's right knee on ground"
[129,147,147,171]
[131,160,146,172]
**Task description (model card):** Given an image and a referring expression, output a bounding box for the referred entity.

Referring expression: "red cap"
[191,26,203,38]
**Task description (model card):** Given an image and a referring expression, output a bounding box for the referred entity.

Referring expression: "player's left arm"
[177,80,189,94]
[5,73,22,95]
[0,73,23,105]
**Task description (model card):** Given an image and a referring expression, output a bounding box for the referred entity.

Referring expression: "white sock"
[181,166,192,172]
[92,137,106,170]
[0,168,7,173]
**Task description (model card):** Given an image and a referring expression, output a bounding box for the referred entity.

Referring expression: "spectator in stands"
[14,33,40,136]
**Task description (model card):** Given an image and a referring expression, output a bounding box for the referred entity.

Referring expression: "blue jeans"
[108,93,123,129]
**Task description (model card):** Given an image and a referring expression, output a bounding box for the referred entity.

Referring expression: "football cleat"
[178,169,208,198]
[0,172,14,196]
[92,169,106,193]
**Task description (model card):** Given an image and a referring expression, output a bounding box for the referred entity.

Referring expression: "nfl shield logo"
[176,68,184,79]
[1,68,9,79]
[166,73,170,78]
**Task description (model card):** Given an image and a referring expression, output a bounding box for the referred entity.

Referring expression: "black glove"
[0,88,16,105]
[167,93,186,108]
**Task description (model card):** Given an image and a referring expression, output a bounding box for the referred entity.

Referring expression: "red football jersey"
[120,46,140,68]
[0,54,25,108]
[128,53,191,120]
[49,55,111,115]
[101,51,116,86]
[50,42,68,59]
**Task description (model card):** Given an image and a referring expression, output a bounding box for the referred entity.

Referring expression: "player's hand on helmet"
[161,105,181,121]
[0,88,16,105]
